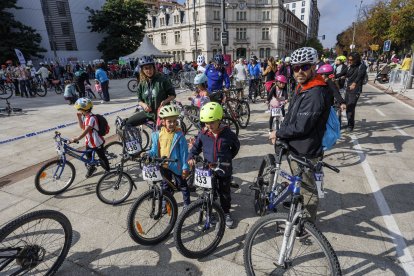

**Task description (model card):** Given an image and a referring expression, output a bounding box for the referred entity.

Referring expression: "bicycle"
[222,95,251,129]
[173,156,229,259]
[32,75,47,97]
[51,79,63,94]
[0,81,14,100]
[258,78,267,100]
[270,101,285,132]
[34,131,126,196]
[245,140,341,275]
[127,78,138,93]
[0,209,72,275]
[127,156,181,245]
[0,98,23,116]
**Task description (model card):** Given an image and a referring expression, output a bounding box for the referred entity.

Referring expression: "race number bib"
[194,168,212,188]
[142,165,162,181]
[55,142,64,155]
[126,140,141,155]
[271,108,282,117]
[314,172,324,198]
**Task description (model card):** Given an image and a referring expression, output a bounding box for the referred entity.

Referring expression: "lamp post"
[221,0,226,54]
[351,0,363,51]
[193,0,198,59]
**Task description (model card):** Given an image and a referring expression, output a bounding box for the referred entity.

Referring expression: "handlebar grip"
[289,155,314,170]
[322,162,340,173]
[220,162,231,167]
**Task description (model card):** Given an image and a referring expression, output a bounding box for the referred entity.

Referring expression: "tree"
[366,1,390,44]
[0,0,46,62]
[302,37,324,55]
[86,0,148,60]
[388,0,414,50]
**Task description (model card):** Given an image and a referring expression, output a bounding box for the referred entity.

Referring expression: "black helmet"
[214,54,224,65]
[139,56,155,67]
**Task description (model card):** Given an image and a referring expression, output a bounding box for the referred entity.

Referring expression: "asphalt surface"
[0,78,413,275]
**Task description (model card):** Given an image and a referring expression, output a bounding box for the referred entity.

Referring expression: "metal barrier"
[385,69,412,94]
[179,71,197,89]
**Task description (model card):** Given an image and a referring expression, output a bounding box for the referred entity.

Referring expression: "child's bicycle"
[245,140,341,275]
[269,100,285,131]
[127,156,181,245]
[34,131,127,196]
[0,209,72,275]
[173,156,229,259]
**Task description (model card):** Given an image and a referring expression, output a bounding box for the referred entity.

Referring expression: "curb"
[368,80,414,108]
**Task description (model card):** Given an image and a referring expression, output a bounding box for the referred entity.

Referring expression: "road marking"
[375,108,386,117]
[351,134,414,274]
[392,124,410,136]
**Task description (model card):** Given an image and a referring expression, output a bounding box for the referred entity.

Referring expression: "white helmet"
[290,47,318,65]
[284,57,291,63]
[197,55,205,66]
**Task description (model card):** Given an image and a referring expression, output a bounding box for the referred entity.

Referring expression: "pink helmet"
[275,75,287,84]
[317,64,334,75]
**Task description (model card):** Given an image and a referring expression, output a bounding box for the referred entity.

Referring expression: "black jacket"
[277,75,331,158]
[326,79,345,106]
[334,64,347,88]
[345,62,367,91]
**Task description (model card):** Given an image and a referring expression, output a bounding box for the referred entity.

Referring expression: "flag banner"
[14,49,26,65]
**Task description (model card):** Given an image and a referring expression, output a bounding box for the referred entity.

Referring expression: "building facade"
[145,0,306,62]
[10,0,106,64]
[283,0,319,38]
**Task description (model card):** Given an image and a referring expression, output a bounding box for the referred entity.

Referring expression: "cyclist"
[95,63,110,102]
[126,56,176,126]
[317,64,346,111]
[266,75,288,133]
[192,73,210,108]
[196,55,207,74]
[70,98,110,178]
[188,102,240,228]
[74,65,91,99]
[232,58,247,98]
[36,63,50,92]
[247,56,261,101]
[145,105,191,209]
[262,56,277,93]
[270,47,331,224]
[204,54,230,94]
[334,55,347,90]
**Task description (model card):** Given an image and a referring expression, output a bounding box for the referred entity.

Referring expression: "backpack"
[322,107,341,151]
[94,114,110,136]
[359,64,368,85]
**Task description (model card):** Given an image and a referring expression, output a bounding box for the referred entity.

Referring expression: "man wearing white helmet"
[270,47,331,224]
[196,55,206,73]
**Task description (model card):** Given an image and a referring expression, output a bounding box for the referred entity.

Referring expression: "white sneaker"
[225,213,234,228]
[265,110,270,113]
[100,100,104,104]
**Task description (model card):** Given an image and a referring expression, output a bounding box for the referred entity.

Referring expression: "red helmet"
[317,64,334,75]
[275,75,287,84]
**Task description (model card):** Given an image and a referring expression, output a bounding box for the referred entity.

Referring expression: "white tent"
[123,35,173,59]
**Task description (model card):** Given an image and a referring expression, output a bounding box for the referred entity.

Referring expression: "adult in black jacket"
[343,52,367,131]
[74,65,91,98]
[271,47,331,223]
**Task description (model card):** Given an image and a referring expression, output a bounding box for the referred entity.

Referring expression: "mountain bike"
[244,140,341,275]
[127,156,181,245]
[34,131,125,195]
[223,96,250,129]
[0,99,22,116]
[51,79,63,94]
[127,79,138,93]
[0,209,72,275]
[173,156,229,259]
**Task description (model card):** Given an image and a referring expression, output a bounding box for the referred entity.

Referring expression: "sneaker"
[225,213,234,229]
[100,100,104,104]
[347,127,354,132]
[265,110,270,113]
[85,166,97,178]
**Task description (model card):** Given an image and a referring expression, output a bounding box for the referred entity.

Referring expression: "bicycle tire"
[178,119,187,135]
[0,209,72,276]
[35,86,47,97]
[96,171,133,205]
[127,79,138,93]
[243,213,341,276]
[0,85,13,99]
[222,116,239,136]
[127,189,178,245]
[174,199,225,259]
[254,154,275,216]
[104,141,124,169]
[182,105,200,133]
[259,82,266,99]
[34,160,76,195]
[55,85,63,95]
[236,100,250,129]
[87,90,96,99]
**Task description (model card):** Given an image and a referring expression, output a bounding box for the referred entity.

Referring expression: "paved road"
[0,79,413,275]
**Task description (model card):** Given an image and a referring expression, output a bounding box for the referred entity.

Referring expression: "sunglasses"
[348,58,354,61]
[293,64,312,72]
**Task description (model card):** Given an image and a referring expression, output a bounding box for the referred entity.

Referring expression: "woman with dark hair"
[95,62,110,102]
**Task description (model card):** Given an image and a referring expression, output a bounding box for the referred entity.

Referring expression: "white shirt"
[197,65,206,74]
[234,63,247,81]
[83,114,104,148]
[36,66,49,79]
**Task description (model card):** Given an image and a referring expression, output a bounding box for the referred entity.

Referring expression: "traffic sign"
[383,40,391,52]
[221,31,229,46]
[350,44,355,50]
[370,44,380,51]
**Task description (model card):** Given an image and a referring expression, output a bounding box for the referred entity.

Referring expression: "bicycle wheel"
[96,171,134,205]
[0,85,13,99]
[172,76,180,88]
[259,83,266,99]
[0,210,72,276]
[87,90,96,99]
[222,116,239,136]
[35,85,47,97]
[34,160,76,195]
[54,85,63,94]
[236,100,251,129]
[174,199,225,259]
[127,189,178,245]
[182,105,199,133]
[254,154,275,216]
[243,213,341,276]
[104,141,123,169]
[127,79,138,93]
[139,128,150,151]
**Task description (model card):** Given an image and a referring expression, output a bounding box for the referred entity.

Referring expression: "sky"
[318,0,377,48]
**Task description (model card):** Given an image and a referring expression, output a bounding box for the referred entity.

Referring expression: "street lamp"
[193,0,198,58]
[351,0,363,51]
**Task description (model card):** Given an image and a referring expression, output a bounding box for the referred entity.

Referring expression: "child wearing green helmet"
[188,102,240,228]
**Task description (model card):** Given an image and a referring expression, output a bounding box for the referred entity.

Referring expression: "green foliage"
[86,0,148,60]
[0,0,46,63]
[302,38,324,55]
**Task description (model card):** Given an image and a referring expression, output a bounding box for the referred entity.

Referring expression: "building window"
[213,10,220,20]
[61,22,70,35]
[292,9,295,14]
[160,17,165,26]
[262,11,270,20]
[214,28,220,41]
[148,34,153,43]
[65,42,74,50]
[302,1,306,6]
[286,4,289,9]
[193,28,200,42]
[236,11,246,20]
[265,48,271,58]
[147,20,152,28]
[301,8,305,13]
[236,28,247,40]
[193,11,198,21]
[56,1,66,16]
[262,27,270,40]
[301,15,304,20]
[259,48,264,58]
[174,31,181,43]
[161,33,167,44]
[174,14,180,24]
[292,3,296,8]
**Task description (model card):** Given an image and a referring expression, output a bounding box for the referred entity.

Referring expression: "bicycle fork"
[276,210,301,267]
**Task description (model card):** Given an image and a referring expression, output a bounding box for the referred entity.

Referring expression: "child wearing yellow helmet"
[188,102,240,228]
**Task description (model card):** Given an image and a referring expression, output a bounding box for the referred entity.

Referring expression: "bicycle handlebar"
[142,155,177,164]
[289,155,340,173]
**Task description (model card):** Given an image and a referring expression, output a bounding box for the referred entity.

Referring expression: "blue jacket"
[248,63,261,79]
[205,64,230,93]
[95,68,109,83]
[188,126,240,176]
[149,128,190,175]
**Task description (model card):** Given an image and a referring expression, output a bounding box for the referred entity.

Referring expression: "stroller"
[374,64,392,84]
